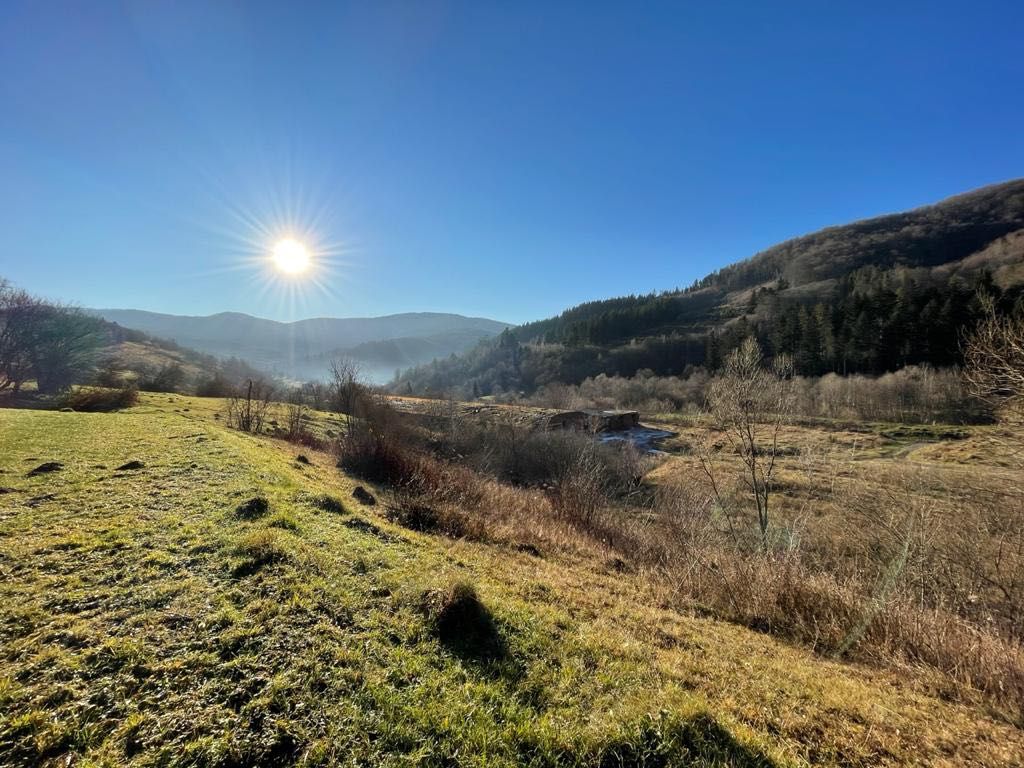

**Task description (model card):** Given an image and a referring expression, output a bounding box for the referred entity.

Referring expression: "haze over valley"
[91,308,510,382]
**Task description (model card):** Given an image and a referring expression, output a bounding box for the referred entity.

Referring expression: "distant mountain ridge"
[394,178,1024,396]
[90,309,510,382]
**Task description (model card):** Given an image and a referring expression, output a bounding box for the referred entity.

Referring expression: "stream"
[597,425,676,454]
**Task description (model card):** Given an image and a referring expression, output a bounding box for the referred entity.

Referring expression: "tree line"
[0,279,106,395]
[1,279,270,400]
[392,265,1024,397]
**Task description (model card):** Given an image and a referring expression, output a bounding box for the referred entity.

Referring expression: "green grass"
[0,394,1021,767]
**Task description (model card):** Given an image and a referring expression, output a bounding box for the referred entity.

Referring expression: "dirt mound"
[27,462,63,477]
[308,494,345,514]
[234,496,270,520]
[352,486,376,506]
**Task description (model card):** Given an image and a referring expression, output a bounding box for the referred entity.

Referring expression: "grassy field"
[1,394,1022,766]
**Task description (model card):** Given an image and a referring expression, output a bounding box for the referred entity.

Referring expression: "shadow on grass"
[594,711,777,768]
[423,580,523,681]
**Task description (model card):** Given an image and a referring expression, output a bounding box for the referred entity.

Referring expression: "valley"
[1,395,1021,766]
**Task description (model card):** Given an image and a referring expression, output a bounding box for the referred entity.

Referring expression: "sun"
[271,238,311,275]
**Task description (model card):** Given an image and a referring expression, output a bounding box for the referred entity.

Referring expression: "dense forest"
[393,179,1024,397]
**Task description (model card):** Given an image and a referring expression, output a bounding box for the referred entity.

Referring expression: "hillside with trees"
[393,179,1024,396]
[1,279,266,400]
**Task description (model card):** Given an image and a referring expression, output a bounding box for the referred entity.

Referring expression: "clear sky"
[2,1,1023,324]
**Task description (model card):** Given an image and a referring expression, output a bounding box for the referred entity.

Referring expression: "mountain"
[90,309,510,382]
[394,179,1024,396]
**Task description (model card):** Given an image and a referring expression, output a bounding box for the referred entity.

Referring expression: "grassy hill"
[394,179,1024,396]
[1,396,1021,766]
[92,325,266,395]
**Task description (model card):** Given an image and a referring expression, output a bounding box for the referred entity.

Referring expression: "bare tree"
[226,379,275,433]
[30,306,105,394]
[284,402,308,440]
[300,380,326,410]
[1,281,104,395]
[328,357,365,415]
[0,280,43,394]
[282,387,310,442]
[698,338,794,553]
[963,302,1024,425]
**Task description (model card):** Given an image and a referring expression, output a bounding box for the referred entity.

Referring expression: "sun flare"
[271,238,311,275]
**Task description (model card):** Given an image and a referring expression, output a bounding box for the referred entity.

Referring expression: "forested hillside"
[394,179,1024,396]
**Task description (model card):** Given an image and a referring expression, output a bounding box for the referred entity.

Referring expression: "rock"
[115,460,145,471]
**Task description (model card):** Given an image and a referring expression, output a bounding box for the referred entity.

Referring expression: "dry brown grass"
[632,424,1024,723]
[332,393,1024,722]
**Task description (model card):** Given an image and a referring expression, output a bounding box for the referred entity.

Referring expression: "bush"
[445,420,644,497]
[137,363,186,393]
[196,374,236,398]
[225,379,275,434]
[386,497,484,540]
[58,386,138,412]
[280,402,320,446]
[336,392,419,486]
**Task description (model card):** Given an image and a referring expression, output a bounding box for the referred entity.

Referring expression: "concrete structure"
[546,409,640,433]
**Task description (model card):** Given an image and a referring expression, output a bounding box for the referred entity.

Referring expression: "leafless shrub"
[92,362,134,389]
[964,302,1024,425]
[698,338,794,552]
[300,380,327,410]
[549,440,606,528]
[524,365,985,424]
[226,379,275,434]
[336,390,419,486]
[328,357,365,415]
[58,385,138,412]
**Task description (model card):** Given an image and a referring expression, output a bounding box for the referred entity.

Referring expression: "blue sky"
[2,1,1023,324]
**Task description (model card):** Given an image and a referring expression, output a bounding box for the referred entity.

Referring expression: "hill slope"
[93,310,510,383]
[89,320,266,394]
[395,179,1024,395]
[0,397,1021,766]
